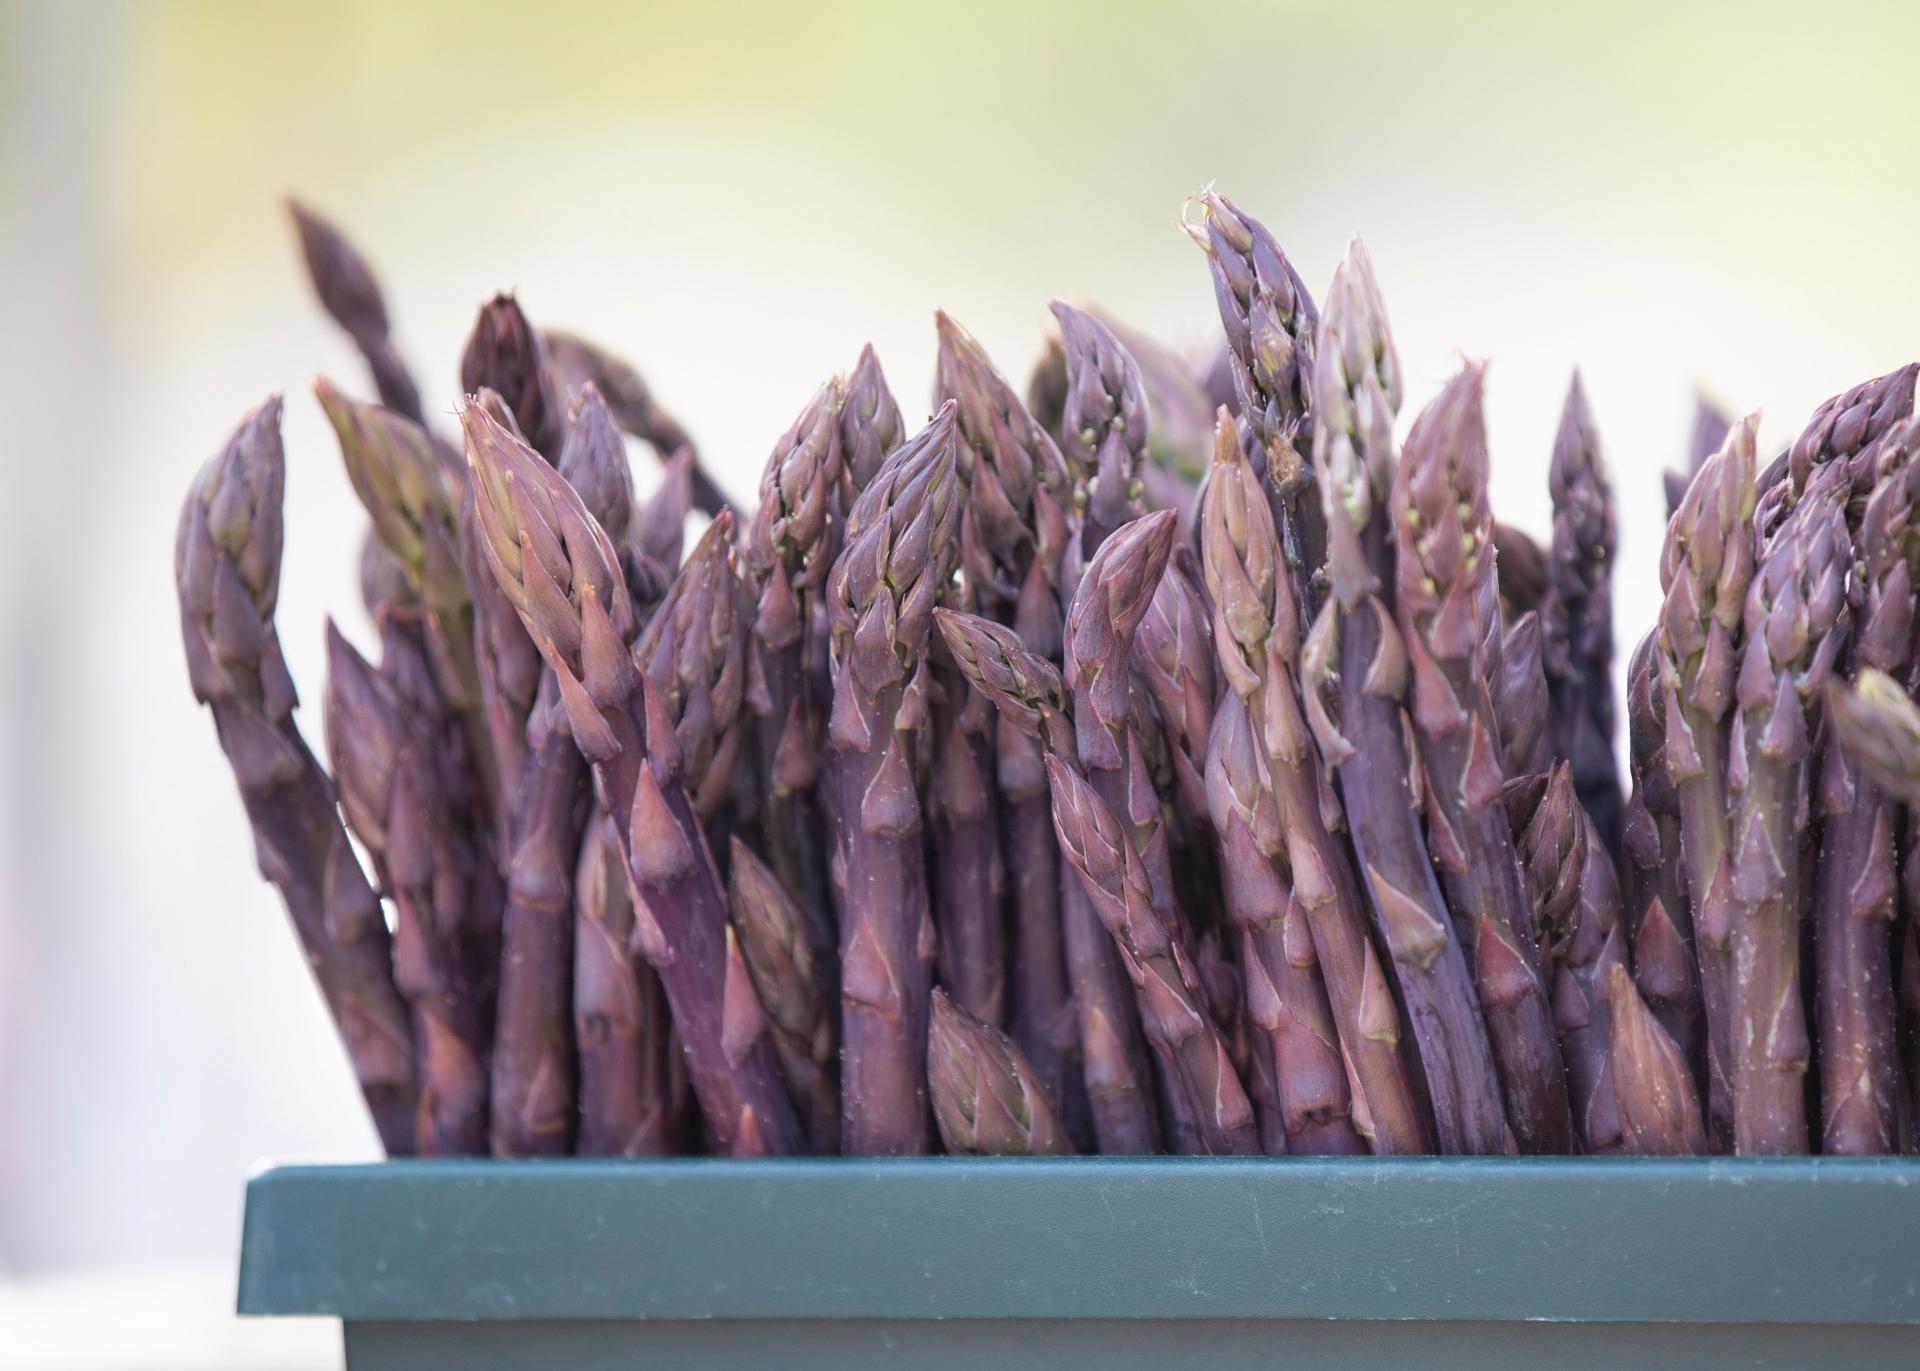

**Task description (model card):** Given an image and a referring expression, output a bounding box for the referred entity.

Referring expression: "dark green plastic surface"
[239,1158,1920,1326]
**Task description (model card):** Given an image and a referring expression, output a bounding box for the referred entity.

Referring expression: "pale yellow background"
[3,0,1917,1363]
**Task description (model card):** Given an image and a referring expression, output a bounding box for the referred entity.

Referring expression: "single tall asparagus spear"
[634,513,751,830]
[935,609,1160,1152]
[462,294,564,459]
[177,396,417,1154]
[574,809,687,1156]
[1182,187,1324,601]
[323,622,490,1154]
[744,382,844,966]
[1815,433,1918,1154]
[1608,963,1708,1155]
[463,400,803,1155]
[286,200,424,425]
[823,403,963,1155]
[1729,463,1851,1154]
[1666,393,1733,515]
[929,988,1074,1156]
[1064,512,1182,930]
[489,385,634,1156]
[314,381,499,832]
[1301,240,1507,1154]
[1505,766,1627,1153]
[838,343,906,500]
[1200,411,1429,1154]
[1205,693,1366,1153]
[545,328,733,519]
[728,837,839,1151]
[1494,612,1552,776]
[1045,754,1259,1154]
[1657,412,1759,1149]
[1052,302,1149,554]
[934,312,1077,1027]
[1624,630,1706,1086]
[1543,373,1624,859]
[1392,364,1573,1154]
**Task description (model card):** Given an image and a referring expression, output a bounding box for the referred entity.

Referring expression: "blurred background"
[4,0,1919,1364]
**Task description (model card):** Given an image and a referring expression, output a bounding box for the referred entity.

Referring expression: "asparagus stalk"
[1666,393,1733,515]
[177,396,417,1154]
[1543,374,1624,858]
[1506,766,1627,1153]
[544,328,732,519]
[823,403,963,1155]
[1182,188,1324,600]
[929,988,1074,1156]
[634,515,750,825]
[489,384,635,1156]
[1494,611,1552,776]
[323,621,490,1154]
[1729,463,1851,1154]
[1052,302,1149,554]
[838,343,906,500]
[1067,509,1260,1151]
[1200,410,1429,1153]
[462,294,564,459]
[1205,692,1367,1153]
[935,608,1160,1152]
[1608,963,1708,1155]
[1657,412,1759,1149]
[286,200,424,425]
[728,837,840,1151]
[1135,547,1225,923]
[574,808,688,1156]
[1814,430,1917,1155]
[1818,643,1919,1155]
[1623,630,1706,1087]
[632,448,694,574]
[1493,523,1549,621]
[1761,362,1918,497]
[1392,364,1573,1153]
[1045,753,1259,1154]
[1302,240,1507,1154]
[1087,306,1216,483]
[463,400,803,1155]
[934,312,1081,1028]
[314,380,498,833]
[743,383,844,970]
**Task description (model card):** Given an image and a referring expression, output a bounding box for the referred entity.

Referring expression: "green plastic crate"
[238,1157,1920,1368]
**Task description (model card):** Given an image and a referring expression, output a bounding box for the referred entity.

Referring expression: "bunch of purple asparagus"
[178,193,1920,1158]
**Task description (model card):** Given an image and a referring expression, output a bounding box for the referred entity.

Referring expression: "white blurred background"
[4,0,1919,1364]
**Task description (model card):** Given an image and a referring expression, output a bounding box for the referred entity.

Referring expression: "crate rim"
[238,1155,1920,1326]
